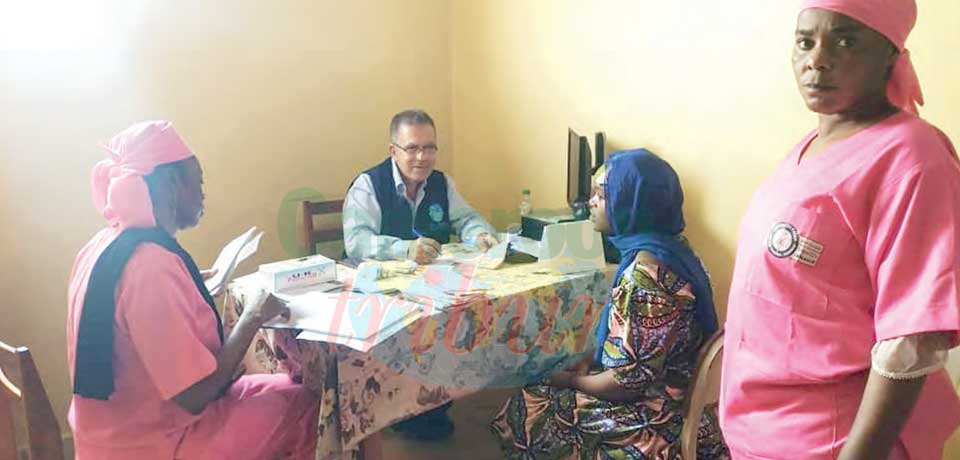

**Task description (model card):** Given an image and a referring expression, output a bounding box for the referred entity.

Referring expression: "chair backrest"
[0,341,64,460]
[301,199,345,256]
[679,329,724,460]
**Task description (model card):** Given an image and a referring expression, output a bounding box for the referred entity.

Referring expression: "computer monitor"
[594,131,606,172]
[567,128,591,210]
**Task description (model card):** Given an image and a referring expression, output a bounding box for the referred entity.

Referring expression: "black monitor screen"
[567,128,591,208]
[594,131,606,172]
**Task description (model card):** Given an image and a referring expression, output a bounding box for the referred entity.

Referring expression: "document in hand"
[477,237,508,269]
[205,227,264,296]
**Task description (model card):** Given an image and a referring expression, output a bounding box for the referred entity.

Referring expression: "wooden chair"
[679,329,724,460]
[300,199,345,256]
[0,341,64,460]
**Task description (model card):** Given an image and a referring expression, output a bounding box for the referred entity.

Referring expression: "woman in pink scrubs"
[67,121,320,459]
[720,1,960,459]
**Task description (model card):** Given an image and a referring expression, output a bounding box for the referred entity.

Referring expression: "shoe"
[391,407,454,441]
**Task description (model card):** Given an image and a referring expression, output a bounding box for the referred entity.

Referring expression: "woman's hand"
[200,268,218,281]
[240,290,290,327]
[200,268,223,297]
[547,371,576,389]
[565,356,593,375]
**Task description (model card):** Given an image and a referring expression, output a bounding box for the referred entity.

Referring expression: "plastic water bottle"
[519,189,532,216]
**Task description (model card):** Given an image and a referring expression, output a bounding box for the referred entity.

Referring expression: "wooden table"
[223,260,613,460]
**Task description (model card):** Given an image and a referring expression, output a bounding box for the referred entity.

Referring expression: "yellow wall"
[450,0,960,318]
[449,0,960,456]
[0,0,452,429]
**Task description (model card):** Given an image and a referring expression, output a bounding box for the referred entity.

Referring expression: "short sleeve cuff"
[875,300,960,344]
[156,348,218,400]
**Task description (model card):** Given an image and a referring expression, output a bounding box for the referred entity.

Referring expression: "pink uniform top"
[721,112,960,460]
[66,227,219,460]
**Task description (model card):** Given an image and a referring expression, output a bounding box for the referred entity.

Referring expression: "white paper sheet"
[477,238,508,269]
[434,236,508,269]
[402,265,492,311]
[263,289,426,351]
[205,227,263,296]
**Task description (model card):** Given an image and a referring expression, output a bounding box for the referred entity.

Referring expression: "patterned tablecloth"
[223,260,611,460]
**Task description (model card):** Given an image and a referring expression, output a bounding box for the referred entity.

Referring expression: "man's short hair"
[390,109,435,143]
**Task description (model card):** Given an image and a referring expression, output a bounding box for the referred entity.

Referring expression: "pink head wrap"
[91,121,194,228]
[800,0,924,114]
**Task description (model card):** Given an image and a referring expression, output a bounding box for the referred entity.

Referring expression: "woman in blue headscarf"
[492,149,728,459]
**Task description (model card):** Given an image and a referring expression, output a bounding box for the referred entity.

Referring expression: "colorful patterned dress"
[492,252,729,460]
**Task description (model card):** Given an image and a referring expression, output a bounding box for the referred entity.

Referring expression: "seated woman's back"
[602,250,704,404]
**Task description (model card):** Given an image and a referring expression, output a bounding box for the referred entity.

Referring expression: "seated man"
[342,109,497,440]
[343,108,498,264]
[67,121,319,460]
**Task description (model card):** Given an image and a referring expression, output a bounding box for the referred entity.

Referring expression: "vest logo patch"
[428,203,444,223]
[767,222,824,267]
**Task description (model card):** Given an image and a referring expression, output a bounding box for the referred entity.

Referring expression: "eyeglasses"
[392,143,439,155]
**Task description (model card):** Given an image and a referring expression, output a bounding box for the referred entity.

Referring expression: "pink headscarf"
[800,0,924,114]
[91,121,194,228]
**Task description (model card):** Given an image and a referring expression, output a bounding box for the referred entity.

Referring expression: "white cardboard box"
[258,254,337,292]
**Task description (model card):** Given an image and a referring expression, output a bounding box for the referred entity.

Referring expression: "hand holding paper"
[205,227,264,296]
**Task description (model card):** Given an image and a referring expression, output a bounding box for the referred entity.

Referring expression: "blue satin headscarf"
[593,149,718,362]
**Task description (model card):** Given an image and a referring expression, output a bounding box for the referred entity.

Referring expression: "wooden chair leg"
[19,353,63,460]
[0,390,18,460]
[357,431,382,460]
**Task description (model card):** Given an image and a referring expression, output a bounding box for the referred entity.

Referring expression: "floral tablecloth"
[223,261,611,460]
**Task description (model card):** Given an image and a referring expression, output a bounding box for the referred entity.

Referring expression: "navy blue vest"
[362,158,451,244]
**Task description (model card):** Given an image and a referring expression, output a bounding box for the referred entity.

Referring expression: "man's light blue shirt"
[343,159,496,260]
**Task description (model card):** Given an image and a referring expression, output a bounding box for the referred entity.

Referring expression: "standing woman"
[721,1,960,459]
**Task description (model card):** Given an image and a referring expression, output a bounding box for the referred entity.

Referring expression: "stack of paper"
[434,243,481,265]
[263,290,426,352]
[205,227,263,297]
[402,265,492,310]
[434,236,508,270]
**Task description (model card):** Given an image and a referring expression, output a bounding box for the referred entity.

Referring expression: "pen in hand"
[409,228,441,263]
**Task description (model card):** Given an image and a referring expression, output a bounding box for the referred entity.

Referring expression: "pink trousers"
[174,374,320,460]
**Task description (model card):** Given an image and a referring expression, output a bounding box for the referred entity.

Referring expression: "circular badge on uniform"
[767,222,800,258]
[429,203,444,223]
